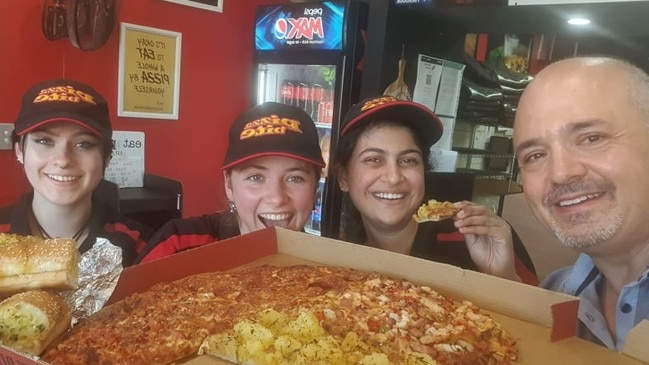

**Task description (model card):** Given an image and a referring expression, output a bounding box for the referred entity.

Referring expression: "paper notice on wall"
[435,60,465,117]
[412,55,443,112]
[413,54,465,118]
[105,131,145,188]
[431,115,456,151]
[429,148,458,173]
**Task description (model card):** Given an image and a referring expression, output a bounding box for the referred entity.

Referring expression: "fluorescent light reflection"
[257,65,267,105]
[567,18,591,26]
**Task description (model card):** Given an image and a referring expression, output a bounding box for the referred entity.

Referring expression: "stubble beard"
[547,205,622,250]
[543,179,621,250]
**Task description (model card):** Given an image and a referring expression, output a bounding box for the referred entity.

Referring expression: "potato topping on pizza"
[413,199,460,223]
[42,265,518,365]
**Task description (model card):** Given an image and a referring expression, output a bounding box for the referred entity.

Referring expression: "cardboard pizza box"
[1,227,648,364]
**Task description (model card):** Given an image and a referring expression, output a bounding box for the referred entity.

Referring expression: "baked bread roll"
[0,289,71,355]
[0,234,79,296]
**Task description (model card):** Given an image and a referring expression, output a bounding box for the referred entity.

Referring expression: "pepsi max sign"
[273,11,324,42]
[255,2,345,51]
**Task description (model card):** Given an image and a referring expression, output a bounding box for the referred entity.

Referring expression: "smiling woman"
[137,102,324,264]
[333,96,537,283]
[0,79,154,267]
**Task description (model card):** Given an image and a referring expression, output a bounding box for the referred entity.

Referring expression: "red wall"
[0,0,282,216]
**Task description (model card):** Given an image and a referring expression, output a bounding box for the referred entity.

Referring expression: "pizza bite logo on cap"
[359,96,399,113]
[32,85,98,106]
[239,114,304,140]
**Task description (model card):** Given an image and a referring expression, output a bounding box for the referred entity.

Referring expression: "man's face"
[513,61,649,254]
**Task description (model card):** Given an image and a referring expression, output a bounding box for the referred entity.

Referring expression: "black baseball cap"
[222,102,325,170]
[341,96,443,148]
[14,79,112,141]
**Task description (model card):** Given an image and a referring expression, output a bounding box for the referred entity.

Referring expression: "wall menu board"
[118,23,182,119]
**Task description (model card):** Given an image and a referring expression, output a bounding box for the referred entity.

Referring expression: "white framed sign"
[161,0,222,12]
[118,23,182,120]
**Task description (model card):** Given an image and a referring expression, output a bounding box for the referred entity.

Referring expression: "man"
[513,56,649,351]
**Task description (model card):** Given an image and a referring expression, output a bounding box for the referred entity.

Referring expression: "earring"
[228,201,237,213]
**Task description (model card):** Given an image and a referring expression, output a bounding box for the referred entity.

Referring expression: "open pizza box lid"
[2,227,649,364]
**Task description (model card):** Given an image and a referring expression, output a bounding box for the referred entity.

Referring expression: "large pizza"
[42,265,518,365]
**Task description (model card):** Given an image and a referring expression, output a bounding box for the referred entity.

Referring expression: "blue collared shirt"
[542,253,649,351]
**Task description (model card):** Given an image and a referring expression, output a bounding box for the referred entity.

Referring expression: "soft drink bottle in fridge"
[280,79,295,106]
[310,83,324,121]
[296,81,310,114]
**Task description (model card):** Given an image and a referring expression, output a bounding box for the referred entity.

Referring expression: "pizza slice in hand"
[413,199,460,223]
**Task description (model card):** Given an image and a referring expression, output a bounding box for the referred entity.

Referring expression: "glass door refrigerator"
[253,1,368,238]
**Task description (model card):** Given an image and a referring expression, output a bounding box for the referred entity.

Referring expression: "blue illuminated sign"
[255,2,345,51]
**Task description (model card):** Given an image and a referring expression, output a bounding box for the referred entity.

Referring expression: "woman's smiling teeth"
[374,192,404,200]
[47,174,80,182]
[258,213,291,226]
[558,193,602,207]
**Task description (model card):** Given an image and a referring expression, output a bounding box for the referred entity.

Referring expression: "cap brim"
[222,152,326,170]
[16,116,107,140]
[342,101,443,147]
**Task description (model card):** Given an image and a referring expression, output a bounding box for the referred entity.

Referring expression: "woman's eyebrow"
[358,147,386,155]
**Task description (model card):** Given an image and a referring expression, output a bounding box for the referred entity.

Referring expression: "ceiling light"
[567,17,591,25]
